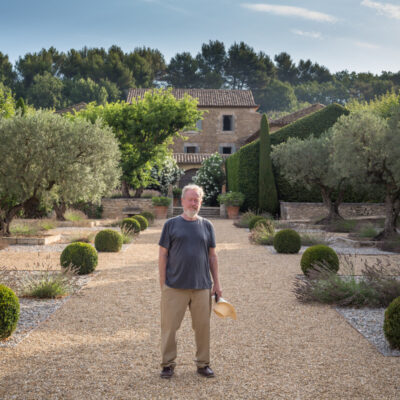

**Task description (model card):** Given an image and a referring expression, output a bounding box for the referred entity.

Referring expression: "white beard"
[184,209,198,218]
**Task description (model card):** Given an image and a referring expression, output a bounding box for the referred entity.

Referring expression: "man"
[158,184,222,379]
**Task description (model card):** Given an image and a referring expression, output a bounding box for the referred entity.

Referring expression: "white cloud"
[361,0,400,19]
[292,29,322,39]
[354,40,380,49]
[241,3,337,22]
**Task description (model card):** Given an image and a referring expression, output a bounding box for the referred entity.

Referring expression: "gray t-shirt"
[159,215,216,289]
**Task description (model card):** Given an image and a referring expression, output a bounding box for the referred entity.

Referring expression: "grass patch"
[326,219,358,233]
[68,232,96,244]
[299,233,331,246]
[9,222,41,236]
[249,225,274,245]
[22,267,78,299]
[64,209,87,222]
[356,223,379,238]
[293,256,400,307]
[39,220,57,230]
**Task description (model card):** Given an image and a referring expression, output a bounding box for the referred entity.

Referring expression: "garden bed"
[2,234,61,245]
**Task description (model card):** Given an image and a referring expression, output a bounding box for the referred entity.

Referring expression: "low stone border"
[335,307,400,357]
[2,235,61,245]
[0,271,98,348]
[265,245,395,255]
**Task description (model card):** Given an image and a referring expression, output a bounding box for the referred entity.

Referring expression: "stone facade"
[280,202,386,221]
[172,107,261,154]
[102,198,153,219]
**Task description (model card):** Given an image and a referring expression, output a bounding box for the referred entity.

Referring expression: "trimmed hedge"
[248,216,265,230]
[226,104,350,207]
[0,284,20,340]
[273,229,301,254]
[94,229,123,252]
[300,245,339,275]
[140,211,155,224]
[60,242,98,275]
[121,217,141,234]
[384,296,400,349]
[133,215,148,231]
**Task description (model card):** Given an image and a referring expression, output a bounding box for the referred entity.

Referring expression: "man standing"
[158,184,222,379]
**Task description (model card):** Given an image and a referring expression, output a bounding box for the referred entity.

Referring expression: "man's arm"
[209,247,222,299]
[159,245,168,289]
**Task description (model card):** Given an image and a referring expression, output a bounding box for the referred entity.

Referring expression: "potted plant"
[172,187,182,207]
[152,196,172,219]
[218,192,245,219]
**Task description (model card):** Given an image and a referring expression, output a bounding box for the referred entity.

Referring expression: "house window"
[196,119,202,130]
[184,145,199,153]
[219,144,236,154]
[222,115,234,131]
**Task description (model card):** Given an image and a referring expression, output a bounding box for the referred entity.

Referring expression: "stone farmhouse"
[127,88,262,187]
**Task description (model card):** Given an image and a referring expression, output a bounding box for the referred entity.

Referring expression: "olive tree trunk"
[315,187,344,224]
[376,194,400,240]
[53,202,67,221]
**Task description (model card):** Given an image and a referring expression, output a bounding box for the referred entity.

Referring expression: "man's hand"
[212,283,222,300]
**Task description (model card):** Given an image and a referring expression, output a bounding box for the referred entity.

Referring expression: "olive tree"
[271,132,347,223]
[332,108,400,239]
[0,111,121,234]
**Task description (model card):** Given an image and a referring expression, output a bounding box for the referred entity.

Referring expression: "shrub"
[140,211,155,225]
[356,223,379,238]
[193,152,225,206]
[22,271,72,299]
[94,229,123,252]
[253,218,275,235]
[151,196,171,207]
[273,229,301,254]
[173,187,182,198]
[249,225,275,245]
[294,256,400,307]
[384,296,400,349]
[300,245,339,275]
[218,191,245,207]
[133,215,148,231]
[64,209,87,222]
[60,242,98,275]
[121,218,141,234]
[234,211,256,228]
[0,284,20,339]
[327,219,357,233]
[248,216,265,230]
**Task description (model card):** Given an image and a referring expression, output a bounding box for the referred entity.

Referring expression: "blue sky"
[1,0,400,74]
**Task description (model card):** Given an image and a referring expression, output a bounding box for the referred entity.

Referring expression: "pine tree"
[258,114,278,213]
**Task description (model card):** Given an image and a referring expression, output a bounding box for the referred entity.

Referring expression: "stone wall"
[280,202,386,220]
[101,198,154,219]
[172,107,261,153]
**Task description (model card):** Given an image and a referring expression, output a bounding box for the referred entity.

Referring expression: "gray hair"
[181,184,204,199]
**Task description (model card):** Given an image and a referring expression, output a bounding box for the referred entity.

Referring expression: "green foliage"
[64,209,87,222]
[270,103,349,146]
[248,216,266,230]
[0,83,15,119]
[273,229,301,254]
[76,90,201,192]
[172,187,182,198]
[63,77,108,106]
[60,242,98,275]
[0,284,20,339]
[22,270,74,299]
[121,217,141,234]
[234,211,256,228]
[258,114,278,214]
[0,110,121,235]
[300,245,339,275]
[151,196,171,207]
[249,224,275,245]
[225,152,239,193]
[257,80,297,111]
[327,219,358,233]
[384,296,400,349]
[193,153,225,206]
[253,218,275,235]
[26,72,64,109]
[140,211,155,225]
[149,156,184,196]
[218,191,245,207]
[133,215,148,231]
[94,229,123,252]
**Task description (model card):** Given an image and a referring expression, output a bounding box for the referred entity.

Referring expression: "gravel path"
[0,220,400,399]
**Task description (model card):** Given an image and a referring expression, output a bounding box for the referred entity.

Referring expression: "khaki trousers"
[160,285,212,368]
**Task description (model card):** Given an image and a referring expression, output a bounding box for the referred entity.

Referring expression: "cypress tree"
[258,114,278,214]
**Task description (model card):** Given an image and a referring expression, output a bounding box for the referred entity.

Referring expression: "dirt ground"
[0,219,399,399]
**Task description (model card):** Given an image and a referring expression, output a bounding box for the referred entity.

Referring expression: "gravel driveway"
[0,219,399,399]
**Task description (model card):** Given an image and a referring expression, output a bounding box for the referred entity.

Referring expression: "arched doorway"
[179,168,198,188]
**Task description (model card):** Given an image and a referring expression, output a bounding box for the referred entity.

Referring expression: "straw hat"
[212,295,237,320]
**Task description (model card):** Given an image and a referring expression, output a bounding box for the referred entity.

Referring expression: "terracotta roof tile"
[173,153,230,164]
[127,89,258,108]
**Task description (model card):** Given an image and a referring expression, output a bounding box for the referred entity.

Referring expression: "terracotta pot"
[226,205,240,219]
[173,198,180,207]
[154,205,168,219]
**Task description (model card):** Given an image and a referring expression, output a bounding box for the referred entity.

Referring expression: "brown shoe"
[197,366,215,378]
[160,366,174,379]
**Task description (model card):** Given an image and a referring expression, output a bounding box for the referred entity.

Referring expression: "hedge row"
[226,103,379,207]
